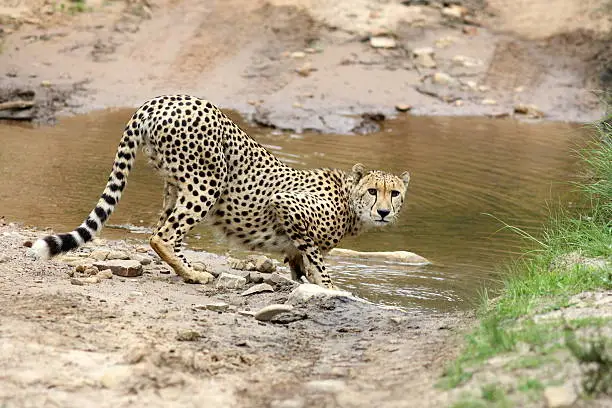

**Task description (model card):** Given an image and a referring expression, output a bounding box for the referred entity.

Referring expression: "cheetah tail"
[30,115,144,260]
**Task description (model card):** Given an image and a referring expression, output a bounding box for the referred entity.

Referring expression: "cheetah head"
[347,163,410,228]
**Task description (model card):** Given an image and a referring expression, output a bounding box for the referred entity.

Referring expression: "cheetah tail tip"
[29,238,52,260]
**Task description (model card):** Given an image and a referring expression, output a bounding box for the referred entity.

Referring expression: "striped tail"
[30,115,145,259]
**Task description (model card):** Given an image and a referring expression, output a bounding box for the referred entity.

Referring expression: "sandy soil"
[0,221,470,407]
[0,0,610,130]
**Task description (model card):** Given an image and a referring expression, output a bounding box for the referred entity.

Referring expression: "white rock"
[481,99,497,105]
[254,304,294,321]
[369,36,396,49]
[413,47,436,68]
[97,269,113,279]
[288,284,353,304]
[304,379,347,394]
[290,51,306,59]
[452,55,482,67]
[90,249,110,261]
[432,72,455,86]
[442,5,466,19]
[544,384,577,408]
[107,250,130,260]
[241,283,275,296]
[215,272,247,289]
[328,248,430,265]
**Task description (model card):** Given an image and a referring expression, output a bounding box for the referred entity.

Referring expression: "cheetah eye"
[367,188,377,196]
[391,190,400,198]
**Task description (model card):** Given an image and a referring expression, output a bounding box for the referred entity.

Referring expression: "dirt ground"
[0,0,610,130]
[0,1,611,407]
[0,222,471,407]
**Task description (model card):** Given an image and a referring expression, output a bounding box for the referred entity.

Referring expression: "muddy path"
[0,222,470,407]
[1,0,610,130]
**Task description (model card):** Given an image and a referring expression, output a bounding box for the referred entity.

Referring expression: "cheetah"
[31,95,411,288]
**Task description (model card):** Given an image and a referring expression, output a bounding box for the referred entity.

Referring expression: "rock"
[395,103,412,112]
[254,304,294,321]
[89,249,110,261]
[176,330,201,341]
[288,284,353,304]
[452,55,482,68]
[40,80,52,87]
[271,311,307,324]
[248,271,264,284]
[514,103,544,118]
[84,266,99,276]
[92,260,143,277]
[369,36,397,49]
[481,99,497,105]
[295,63,316,77]
[304,379,347,394]
[432,72,455,86]
[462,26,478,35]
[241,283,275,296]
[413,47,436,69]
[195,302,230,312]
[264,272,296,287]
[441,5,466,19]
[435,36,457,48]
[290,51,306,59]
[107,250,130,260]
[82,276,100,284]
[215,272,247,289]
[100,365,132,388]
[97,269,113,279]
[328,248,430,265]
[70,278,84,286]
[132,254,152,265]
[61,257,92,268]
[543,384,577,408]
[231,269,252,280]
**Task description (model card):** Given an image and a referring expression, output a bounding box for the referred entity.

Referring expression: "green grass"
[440,114,612,392]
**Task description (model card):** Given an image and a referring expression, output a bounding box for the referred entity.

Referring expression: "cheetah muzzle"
[31,95,411,289]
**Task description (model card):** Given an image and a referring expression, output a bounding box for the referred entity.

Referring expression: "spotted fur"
[31,94,411,288]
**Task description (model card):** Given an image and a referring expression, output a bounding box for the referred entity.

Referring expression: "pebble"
[432,72,455,85]
[70,278,84,285]
[413,47,436,68]
[441,5,466,19]
[92,260,143,277]
[452,55,482,67]
[264,272,296,287]
[304,379,347,394]
[132,254,152,265]
[241,283,274,296]
[254,304,294,322]
[248,271,264,284]
[89,249,110,261]
[543,384,577,408]
[40,80,52,87]
[107,250,130,260]
[295,63,315,77]
[369,36,397,49]
[195,302,230,312]
[215,272,247,289]
[481,99,497,105]
[97,269,113,279]
[395,104,412,112]
[290,51,306,59]
[514,103,544,118]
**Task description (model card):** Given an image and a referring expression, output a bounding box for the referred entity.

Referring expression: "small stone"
[451,55,482,67]
[97,269,113,279]
[241,283,275,296]
[513,103,544,118]
[304,379,347,394]
[93,260,143,277]
[195,302,230,312]
[295,63,316,77]
[543,384,577,408]
[70,278,84,286]
[82,276,100,284]
[290,51,306,59]
[481,98,497,105]
[215,272,247,289]
[84,266,99,276]
[107,250,130,260]
[288,283,353,304]
[264,272,296,287]
[462,26,478,35]
[395,104,412,112]
[100,365,132,388]
[292,102,302,108]
[435,36,457,48]
[89,249,110,261]
[254,304,294,321]
[432,72,455,85]
[369,36,397,49]
[441,5,466,19]
[250,255,276,273]
[132,254,152,265]
[176,330,201,341]
[413,47,436,69]
[231,270,252,280]
[248,271,264,284]
[478,85,490,92]
[40,80,52,87]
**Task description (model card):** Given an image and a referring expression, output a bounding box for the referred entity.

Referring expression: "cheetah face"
[348,163,410,228]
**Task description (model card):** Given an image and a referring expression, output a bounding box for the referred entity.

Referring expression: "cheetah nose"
[377,209,391,219]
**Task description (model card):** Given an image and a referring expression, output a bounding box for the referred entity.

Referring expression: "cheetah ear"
[348,163,366,183]
[400,171,411,186]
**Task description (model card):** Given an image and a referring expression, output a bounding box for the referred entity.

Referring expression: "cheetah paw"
[182,270,215,284]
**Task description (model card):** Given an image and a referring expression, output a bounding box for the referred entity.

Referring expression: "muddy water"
[0,110,590,311]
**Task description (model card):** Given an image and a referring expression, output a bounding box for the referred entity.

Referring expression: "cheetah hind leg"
[285,254,308,283]
[149,189,217,284]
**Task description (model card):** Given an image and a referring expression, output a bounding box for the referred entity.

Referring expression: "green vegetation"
[440,114,612,400]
